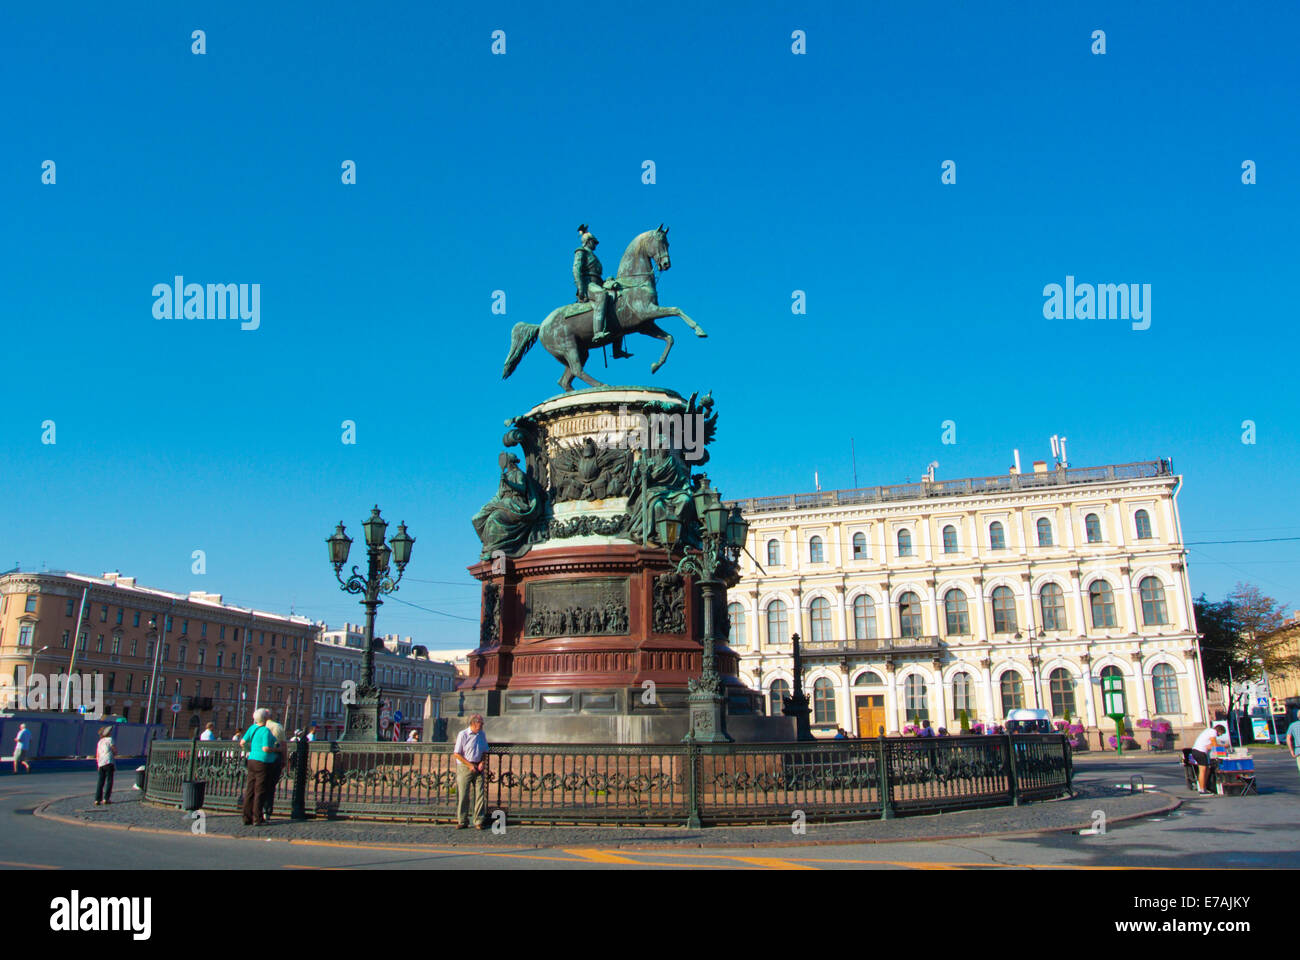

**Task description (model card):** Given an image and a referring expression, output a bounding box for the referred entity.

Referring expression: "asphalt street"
[2,750,1297,869]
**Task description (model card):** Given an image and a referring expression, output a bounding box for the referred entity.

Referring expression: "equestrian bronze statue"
[502,225,707,391]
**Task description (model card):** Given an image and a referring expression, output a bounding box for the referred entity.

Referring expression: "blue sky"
[3,1,1298,648]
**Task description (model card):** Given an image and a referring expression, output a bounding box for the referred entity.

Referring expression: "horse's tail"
[502,322,541,379]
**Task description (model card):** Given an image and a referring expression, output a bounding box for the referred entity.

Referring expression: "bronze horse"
[502,226,707,391]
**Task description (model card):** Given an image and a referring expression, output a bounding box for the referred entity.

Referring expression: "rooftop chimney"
[1033,460,1048,474]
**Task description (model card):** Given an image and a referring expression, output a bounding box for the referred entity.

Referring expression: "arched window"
[852,532,867,559]
[1099,665,1126,713]
[852,595,876,640]
[952,672,974,718]
[1049,668,1076,717]
[769,679,790,717]
[1039,582,1066,631]
[854,671,884,686]
[813,677,837,724]
[1089,580,1117,629]
[904,674,929,721]
[989,521,1006,551]
[767,539,781,566]
[1152,663,1181,714]
[1085,513,1102,543]
[1135,509,1153,540]
[1000,671,1025,715]
[898,591,923,638]
[944,589,969,635]
[809,536,824,563]
[1036,517,1054,547]
[1139,576,1168,625]
[991,586,1017,633]
[897,529,913,557]
[765,600,788,647]
[942,525,958,553]
[726,602,746,646]
[809,597,832,643]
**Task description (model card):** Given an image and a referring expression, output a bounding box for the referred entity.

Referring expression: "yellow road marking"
[565,848,647,864]
[728,856,818,870]
[0,860,60,869]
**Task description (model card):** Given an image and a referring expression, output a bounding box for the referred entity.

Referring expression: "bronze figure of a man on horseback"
[502,223,707,391]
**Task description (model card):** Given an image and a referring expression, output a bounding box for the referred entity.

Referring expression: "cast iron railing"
[144,733,1072,826]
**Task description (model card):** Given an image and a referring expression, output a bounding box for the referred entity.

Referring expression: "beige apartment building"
[725,459,1209,739]
[0,570,317,736]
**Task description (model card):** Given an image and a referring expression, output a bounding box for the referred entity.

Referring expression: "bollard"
[877,735,893,820]
[291,734,310,821]
[1005,733,1020,806]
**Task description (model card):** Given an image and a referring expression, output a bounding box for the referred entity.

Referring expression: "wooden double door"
[855,695,885,737]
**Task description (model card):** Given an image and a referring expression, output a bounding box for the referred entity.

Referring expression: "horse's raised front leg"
[636,320,674,376]
[643,304,706,338]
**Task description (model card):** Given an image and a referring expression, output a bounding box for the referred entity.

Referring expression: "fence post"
[291,736,310,821]
[686,741,702,829]
[1063,737,1074,795]
[877,735,893,819]
[186,729,199,782]
[1005,733,1020,806]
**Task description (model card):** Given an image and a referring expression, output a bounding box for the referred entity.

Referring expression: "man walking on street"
[1190,721,1229,794]
[1286,715,1300,778]
[452,714,489,830]
[12,723,31,773]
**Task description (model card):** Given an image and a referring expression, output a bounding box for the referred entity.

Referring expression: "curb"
[32,791,1183,853]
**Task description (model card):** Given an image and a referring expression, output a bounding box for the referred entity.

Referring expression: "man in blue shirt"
[452,714,490,830]
[12,723,31,773]
[240,709,277,826]
[1286,717,1300,778]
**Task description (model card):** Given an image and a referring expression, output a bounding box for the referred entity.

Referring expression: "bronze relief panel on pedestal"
[524,578,630,637]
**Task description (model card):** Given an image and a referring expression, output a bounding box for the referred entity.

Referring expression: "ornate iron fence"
[144,734,1072,826]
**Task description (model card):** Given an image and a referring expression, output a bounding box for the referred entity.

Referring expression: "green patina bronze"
[502,225,707,392]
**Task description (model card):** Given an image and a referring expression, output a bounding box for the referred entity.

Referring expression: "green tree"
[1227,582,1298,681]
[1193,593,1240,685]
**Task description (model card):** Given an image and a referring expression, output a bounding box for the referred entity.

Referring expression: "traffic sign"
[170,702,181,713]
[1257,697,1269,708]
[393,710,403,723]
[379,715,390,729]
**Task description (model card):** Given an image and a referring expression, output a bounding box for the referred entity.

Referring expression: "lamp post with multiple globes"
[655,475,748,743]
[326,506,415,741]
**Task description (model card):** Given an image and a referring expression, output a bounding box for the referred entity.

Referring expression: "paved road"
[3,751,1297,869]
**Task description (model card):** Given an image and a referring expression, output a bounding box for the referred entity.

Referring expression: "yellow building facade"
[725,459,1208,740]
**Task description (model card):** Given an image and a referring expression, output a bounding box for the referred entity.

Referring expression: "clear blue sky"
[3,1,1298,648]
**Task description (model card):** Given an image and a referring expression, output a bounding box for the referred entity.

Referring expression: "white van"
[1005,708,1053,734]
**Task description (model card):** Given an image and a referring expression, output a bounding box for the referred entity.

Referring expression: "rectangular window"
[133,611,140,627]
[178,645,187,665]
[61,630,70,648]
[112,636,121,656]
[107,672,116,692]
[147,640,155,661]
[216,650,224,669]
[130,638,138,657]
[116,608,123,625]
[219,625,225,639]
[100,604,108,622]
[125,674,133,693]
[65,597,75,617]
[95,634,104,652]
[181,619,188,635]
[201,622,207,637]
[25,595,38,613]
[17,623,35,647]
[164,643,171,661]
[165,615,173,632]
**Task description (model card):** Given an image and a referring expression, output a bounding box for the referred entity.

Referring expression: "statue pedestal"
[455,387,764,744]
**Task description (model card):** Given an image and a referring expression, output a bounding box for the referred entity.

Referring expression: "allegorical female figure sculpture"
[472,452,546,559]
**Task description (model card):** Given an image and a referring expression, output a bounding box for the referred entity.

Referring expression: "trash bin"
[181,779,206,811]
[135,766,147,791]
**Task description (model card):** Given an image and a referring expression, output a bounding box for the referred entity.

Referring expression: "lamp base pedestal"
[684,673,732,743]
[341,694,382,742]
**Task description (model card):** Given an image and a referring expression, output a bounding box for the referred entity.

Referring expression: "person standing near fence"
[199,722,216,741]
[93,726,116,805]
[1286,715,1300,778]
[240,708,277,826]
[452,714,490,830]
[12,723,31,773]
[261,710,287,822]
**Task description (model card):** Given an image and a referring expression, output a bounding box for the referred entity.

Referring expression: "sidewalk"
[35,779,1178,850]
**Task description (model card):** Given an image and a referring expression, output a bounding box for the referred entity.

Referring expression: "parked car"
[1004,708,1053,734]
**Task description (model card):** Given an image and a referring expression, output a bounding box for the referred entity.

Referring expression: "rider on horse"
[573,224,631,358]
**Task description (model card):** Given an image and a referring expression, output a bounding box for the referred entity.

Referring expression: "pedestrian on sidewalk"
[452,714,490,830]
[94,726,116,805]
[1190,722,1229,794]
[261,710,287,822]
[239,708,277,826]
[1286,716,1300,777]
[12,723,31,773]
[199,722,216,741]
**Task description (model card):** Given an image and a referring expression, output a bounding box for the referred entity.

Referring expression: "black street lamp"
[658,476,748,743]
[327,506,415,741]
